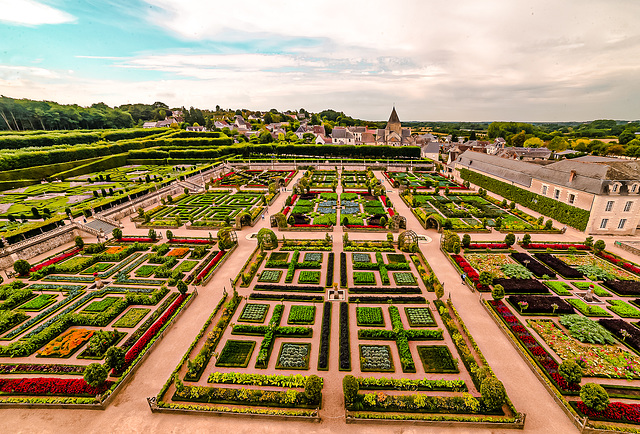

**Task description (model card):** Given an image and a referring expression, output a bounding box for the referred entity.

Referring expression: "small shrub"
[105,346,125,371]
[580,383,609,411]
[343,375,359,403]
[491,284,504,301]
[480,376,505,411]
[83,363,107,388]
[304,375,322,403]
[559,359,583,385]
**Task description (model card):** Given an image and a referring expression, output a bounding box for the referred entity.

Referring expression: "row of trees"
[0,97,134,131]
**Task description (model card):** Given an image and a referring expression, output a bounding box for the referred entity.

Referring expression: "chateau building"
[452,151,640,235]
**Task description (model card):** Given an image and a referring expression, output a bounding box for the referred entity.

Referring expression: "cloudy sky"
[0,0,639,121]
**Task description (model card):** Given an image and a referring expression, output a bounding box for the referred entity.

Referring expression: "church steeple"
[385,106,401,135]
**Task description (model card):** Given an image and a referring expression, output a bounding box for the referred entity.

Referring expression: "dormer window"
[610,182,622,194]
[631,183,639,194]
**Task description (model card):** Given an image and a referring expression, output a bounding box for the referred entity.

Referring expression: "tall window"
[605,200,614,212]
[600,219,608,229]
[541,185,548,195]
[632,184,638,193]
[612,184,619,192]
[624,201,633,212]
[568,193,575,204]
[554,189,560,199]
[618,219,627,229]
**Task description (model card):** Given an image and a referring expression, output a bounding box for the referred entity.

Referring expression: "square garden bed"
[356,306,385,327]
[238,303,269,323]
[417,345,459,373]
[405,307,436,326]
[287,305,316,324]
[258,270,282,283]
[276,342,311,370]
[216,340,256,368]
[393,272,418,286]
[360,344,395,372]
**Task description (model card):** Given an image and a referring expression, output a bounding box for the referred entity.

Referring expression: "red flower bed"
[30,248,81,272]
[118,293,188,372]
[169,239,213,244]
[283,206,290,215]
[346,225,385,229]
[387,208,395,217]
[451,254,479,281]
[0,377,112,396]
[119,237,154,243]
[290,194,298,204]
[576,401,640,424]
[489,300,579,392]
[380,196,387,206]
[247,184,266,187]
[468,243,508,249]
[197,251,225,281]
[598,252,640,276]
[524,243,589,250]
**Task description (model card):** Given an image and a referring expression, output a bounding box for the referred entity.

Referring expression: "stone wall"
[0,227,80,270]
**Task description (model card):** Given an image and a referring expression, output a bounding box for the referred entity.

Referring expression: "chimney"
[569,170,577,182]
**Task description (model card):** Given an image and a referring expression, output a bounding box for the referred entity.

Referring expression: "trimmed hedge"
[459,168,590,231]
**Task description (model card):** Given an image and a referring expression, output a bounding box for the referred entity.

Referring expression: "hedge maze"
[147,190,265,228]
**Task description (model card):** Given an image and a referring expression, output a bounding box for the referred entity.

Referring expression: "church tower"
[385,106,402,135]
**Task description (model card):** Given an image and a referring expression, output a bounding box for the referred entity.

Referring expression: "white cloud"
[0,0,75,25]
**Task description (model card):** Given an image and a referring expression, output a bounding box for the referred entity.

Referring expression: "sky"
[0,0,639,122]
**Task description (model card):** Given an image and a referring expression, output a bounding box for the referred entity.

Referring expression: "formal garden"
[403,190,559,233]
[384,171,462,189]
[212,169,296,188]
[0,164,209,243]
[0,228,236,407]
[137,190,271,229]
[153,232,523,426]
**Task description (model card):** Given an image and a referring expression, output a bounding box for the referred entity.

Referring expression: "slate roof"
[456,150,640,194]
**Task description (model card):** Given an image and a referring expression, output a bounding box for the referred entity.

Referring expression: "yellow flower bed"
[558,254,639,281]
[105,246,125,255]
[37,329,94,358]
[167,248,190,258]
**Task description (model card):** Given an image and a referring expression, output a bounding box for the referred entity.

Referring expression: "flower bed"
[118,293,188,373]
[0,377,112,397]
[560,254,638,281]
[529,319,640,379]
[113,308,149,328]
[287,305,316,325]
[507,295,574,315]
[467,243,508,249]
[575,400,640,424]
[451,255,479,283]
[599,319,640,354]
[493,278,549,295]
[195,250,225,283]
[464,253,512,278]
[258,269,282,283]
[353,271,376,285]
[405,307,436,326]
[524,243,590,250]
[37,329,94,358]
[30,248,81,272]
[298,270,321,284]
[487,300,580,392]
[167,248,189,258]
[598,251,640,277]
[169,238,214,244]
[119,237,155,243]
[393,272,418,286]
[239,303,269,323]
[607,300,640,318]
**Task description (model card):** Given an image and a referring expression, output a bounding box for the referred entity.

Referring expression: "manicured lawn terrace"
[0,239,216,406]
[0,164,207,241]
[213,169,295,188]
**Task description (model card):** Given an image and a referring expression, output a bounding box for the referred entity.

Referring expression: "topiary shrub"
[112,228,123,240]
[75,236,85,249]
[105,346,125,371]
[522,233,531,246]
[165,229,173,240]
[84,363,108,388]
[304,374,323,403]
[504,232,516,247]
[491,284,505,301]
[478,271,493,287]
[480,376,506,411]
[559,359,583,385]
[13,259,31,276]
[462,234,471,248]
[177,280,188,294]
[343,375,359,403]
[580,383,609,412]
